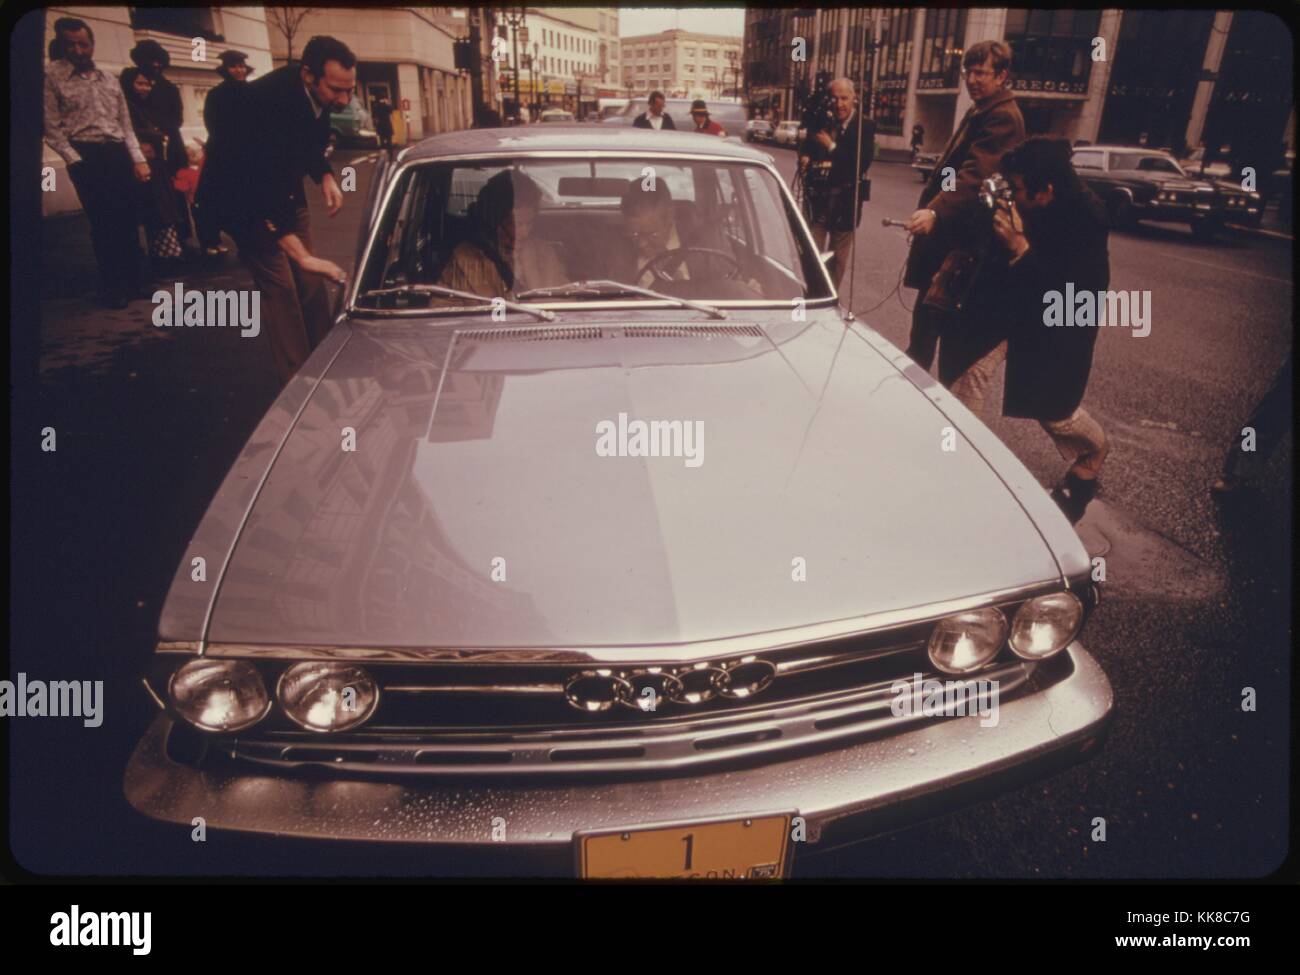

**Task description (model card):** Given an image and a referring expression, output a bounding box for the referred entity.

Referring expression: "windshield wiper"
[515,280,727,320]
[356,283,555,322]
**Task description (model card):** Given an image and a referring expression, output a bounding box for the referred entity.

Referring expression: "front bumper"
[124,644,1112,863]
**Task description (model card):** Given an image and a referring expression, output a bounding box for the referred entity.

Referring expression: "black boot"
[1051,472,1098,524]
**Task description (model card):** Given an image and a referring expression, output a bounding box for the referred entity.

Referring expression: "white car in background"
[774,120,801,147]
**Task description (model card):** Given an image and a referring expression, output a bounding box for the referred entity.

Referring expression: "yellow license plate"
[578,814,793,879]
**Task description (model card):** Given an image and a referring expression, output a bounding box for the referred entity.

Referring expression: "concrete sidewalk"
[39,151,374,379]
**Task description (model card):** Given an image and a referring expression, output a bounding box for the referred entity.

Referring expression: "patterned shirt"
[44,60,145,165]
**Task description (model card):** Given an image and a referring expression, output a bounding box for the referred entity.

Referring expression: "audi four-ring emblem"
[563,658,778,712]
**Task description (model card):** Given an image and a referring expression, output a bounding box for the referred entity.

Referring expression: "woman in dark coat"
[121,67,185,269]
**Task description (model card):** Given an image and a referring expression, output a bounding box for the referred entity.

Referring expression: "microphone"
[882,218,909,228]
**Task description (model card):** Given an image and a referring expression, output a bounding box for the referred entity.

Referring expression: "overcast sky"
[618,6,745,38]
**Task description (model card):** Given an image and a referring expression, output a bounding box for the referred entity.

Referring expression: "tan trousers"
[949,340,1007,417]
[1042,408,1109,480]
[233,205,333,384]
[811,221,854,292]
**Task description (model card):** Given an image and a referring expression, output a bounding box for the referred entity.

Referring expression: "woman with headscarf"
[120,66,185,271]
[437,170,567,297]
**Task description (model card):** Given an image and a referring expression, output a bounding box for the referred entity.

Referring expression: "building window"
[1101,9,1215,148]
[130,7,221,40]
[1003,8,1100,95]
[844,9,871,87]
[872,8,917,135]
[704,48,717,59]
[816,9,840,76]
[917,7,968,90]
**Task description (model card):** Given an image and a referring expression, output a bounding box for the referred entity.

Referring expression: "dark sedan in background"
[1071,145,1262,238]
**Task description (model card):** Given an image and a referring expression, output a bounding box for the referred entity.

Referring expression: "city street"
[13,142,1291,878]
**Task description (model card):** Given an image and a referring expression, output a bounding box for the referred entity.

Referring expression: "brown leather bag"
[921,248,981,314]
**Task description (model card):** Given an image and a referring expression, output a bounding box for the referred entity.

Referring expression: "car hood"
[206,315,1061,650]
[1117,171,1208,191]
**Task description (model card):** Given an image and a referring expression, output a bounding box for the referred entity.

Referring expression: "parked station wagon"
[126,126,1112,878]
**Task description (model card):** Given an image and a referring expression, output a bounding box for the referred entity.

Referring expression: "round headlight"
[927,607,1008,674]
[1009,592,1083,660]
[168,658,270,732]
[277,663,379,733]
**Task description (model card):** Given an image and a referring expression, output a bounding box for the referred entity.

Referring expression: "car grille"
[173,601,1054,779]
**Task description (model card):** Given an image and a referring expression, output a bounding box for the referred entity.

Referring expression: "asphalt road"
[11,143,1291,878]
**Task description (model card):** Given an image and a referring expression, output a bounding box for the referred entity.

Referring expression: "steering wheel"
[636,247,742,286]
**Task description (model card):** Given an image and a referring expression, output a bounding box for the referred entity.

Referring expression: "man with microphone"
[902,40,1024,390]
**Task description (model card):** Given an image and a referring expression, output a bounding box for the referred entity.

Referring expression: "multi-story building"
[266,6,473,142]
[496,9,601,116]
[620,29,743,102]
[42,5,276,216]
[743,7,1294,164]
[744,8,812,123]
[545,7,622,97]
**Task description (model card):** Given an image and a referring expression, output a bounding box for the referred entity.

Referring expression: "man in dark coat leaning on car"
[984,136,1112,524]
[204,35,353,384]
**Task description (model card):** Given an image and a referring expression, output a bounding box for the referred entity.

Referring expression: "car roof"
[397,125,771,162]
[1076,145,1175,156]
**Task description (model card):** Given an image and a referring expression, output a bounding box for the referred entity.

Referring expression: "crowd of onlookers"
[44,18,254,307]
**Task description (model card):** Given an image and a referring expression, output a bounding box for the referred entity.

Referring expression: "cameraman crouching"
[987,136,1111,524]
[798,78,876,292]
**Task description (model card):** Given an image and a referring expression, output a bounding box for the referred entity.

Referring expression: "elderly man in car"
[613,180,739,289]
[437,170,567,298]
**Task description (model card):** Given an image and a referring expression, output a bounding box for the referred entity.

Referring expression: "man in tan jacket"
[903,40,1025,403]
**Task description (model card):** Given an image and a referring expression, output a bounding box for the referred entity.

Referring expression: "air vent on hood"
[622,325,764,338]
[457,324,765,343]
[459,326,605,342]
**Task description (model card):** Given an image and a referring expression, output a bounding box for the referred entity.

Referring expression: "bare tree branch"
[266,6,316,64]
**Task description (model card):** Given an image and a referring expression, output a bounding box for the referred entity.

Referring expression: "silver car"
[126,127,1112,878]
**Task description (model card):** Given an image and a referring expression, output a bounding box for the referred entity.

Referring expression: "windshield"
[355,156,830,311]
[1110,152,1185,176]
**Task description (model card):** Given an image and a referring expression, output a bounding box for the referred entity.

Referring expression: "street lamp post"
[503,6,526,123]
[530,41,539,120]
[575,68,597,121]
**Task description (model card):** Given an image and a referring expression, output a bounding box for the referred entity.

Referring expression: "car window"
[1109,152,1182,174]
[1136,156,1182,174]
[715,168,751,250]
[357,157,829,308]
[743,167,799,274]
[1072,150,1104,171]
[449,165,510,215]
